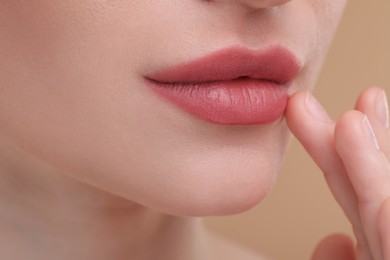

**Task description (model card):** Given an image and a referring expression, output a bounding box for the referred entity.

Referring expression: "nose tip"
[246,0,292,8]
[212,0,293,9]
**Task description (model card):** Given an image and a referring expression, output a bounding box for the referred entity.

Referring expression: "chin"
[152,171,277,218]
[113,122,290,218]
[138,150,282,217]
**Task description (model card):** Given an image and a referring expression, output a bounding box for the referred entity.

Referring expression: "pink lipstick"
[144,45,301,125]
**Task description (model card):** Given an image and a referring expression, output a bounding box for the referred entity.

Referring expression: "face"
[0,0,347,216]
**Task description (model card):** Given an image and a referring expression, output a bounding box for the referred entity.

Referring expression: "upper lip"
[145,45,302,85]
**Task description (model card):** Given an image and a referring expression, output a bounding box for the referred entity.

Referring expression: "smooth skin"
[287,87,390,259]
[1,0,389,259]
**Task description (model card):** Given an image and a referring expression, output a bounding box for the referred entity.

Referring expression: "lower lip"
[145,78,289,125]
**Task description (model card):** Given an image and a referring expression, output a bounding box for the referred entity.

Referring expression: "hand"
[286,87,390,260]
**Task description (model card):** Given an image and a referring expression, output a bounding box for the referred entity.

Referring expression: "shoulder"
[206,231,269,260]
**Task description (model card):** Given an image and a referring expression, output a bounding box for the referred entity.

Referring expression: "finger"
[378,197,390,260]
[286,91,361,228]
[354,87,390,156]
[286,90,373,258]
[311,234,355,260]
[334,110,390,260]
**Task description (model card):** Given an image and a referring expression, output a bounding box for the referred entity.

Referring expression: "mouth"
[144,44,302,125]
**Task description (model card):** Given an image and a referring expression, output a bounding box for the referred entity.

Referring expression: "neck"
[0,138,211,260]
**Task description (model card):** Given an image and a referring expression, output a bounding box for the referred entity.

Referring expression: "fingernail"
[361,115,380,150]
[375,89,389,128]
[304,92,331,123]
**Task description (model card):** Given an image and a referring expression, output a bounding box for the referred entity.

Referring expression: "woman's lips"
[144,45,302,125]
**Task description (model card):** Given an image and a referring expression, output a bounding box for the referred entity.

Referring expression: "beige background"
[204,1,390,259]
